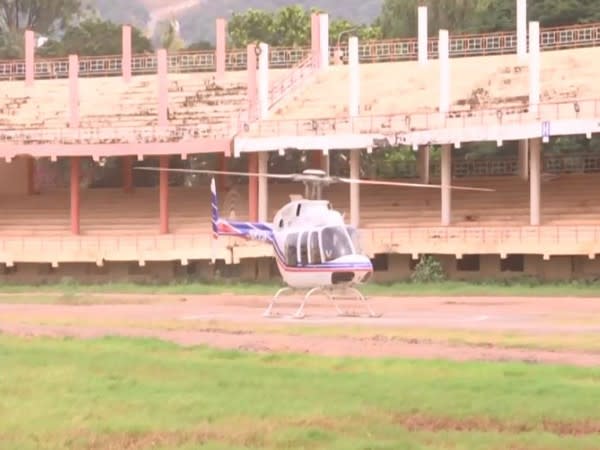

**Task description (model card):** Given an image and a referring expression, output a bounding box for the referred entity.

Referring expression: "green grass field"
[1,278,600,298]
[2,336,600,450]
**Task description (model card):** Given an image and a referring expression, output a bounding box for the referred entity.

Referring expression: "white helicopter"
[136,165,493,319]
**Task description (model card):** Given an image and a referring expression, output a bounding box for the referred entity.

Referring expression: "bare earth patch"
[2,293,600,367]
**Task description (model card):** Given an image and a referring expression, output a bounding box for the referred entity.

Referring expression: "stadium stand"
[270,46,600,121]
[1,12,600,282]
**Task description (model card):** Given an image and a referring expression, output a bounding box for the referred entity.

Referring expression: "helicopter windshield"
[321,226,355,262]
[346,226,362,254]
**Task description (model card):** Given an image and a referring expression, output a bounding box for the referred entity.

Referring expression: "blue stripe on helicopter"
[215,219,372,271]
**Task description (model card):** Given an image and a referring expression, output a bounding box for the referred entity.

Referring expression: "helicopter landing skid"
[263,285,381,319]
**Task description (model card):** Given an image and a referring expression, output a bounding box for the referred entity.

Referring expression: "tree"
[37,18,153,57]
[227,5,381,48]
[0,0,87,58]
[0,0,83,34]
[377,0,600,39]
[228,8,274,48]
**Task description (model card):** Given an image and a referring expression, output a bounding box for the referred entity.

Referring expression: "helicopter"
[135,165,493,319]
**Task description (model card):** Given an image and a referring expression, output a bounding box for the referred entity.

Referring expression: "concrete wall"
[1,253,595,284]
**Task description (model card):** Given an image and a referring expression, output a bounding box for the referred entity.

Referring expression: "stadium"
[2,7,600,285]
[3,2,600,448]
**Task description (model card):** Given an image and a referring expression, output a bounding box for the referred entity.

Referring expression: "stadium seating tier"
[0,173,598,236]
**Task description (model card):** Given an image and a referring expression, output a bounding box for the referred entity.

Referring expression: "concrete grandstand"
[1,4,600,283]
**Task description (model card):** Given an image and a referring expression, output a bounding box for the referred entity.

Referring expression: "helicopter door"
[299,231,309,266]
[309,230,321,264]
[284,232,298,266]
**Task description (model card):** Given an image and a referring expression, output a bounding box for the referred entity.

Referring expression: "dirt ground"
[1,293,600,367]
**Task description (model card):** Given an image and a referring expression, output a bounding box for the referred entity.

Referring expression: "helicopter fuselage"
[212,186,374,289]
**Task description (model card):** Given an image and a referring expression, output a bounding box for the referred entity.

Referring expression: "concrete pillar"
[258,152,268,222]
[122,24,132,82]
[323,151,331,175]
[319,13,329,70]
[157,48,168,126]
[441,144,452,226]
[68,55,79,128]
[348,36,359,118]
[529,138,541,226]
[350,149,360,228]
[248,153,258,221]
[258,43,269,119]
[418,6,428,65]
[518,139,529,180]
[215,18,227,82]
[70,157,80,235]
[529,21,540,116]
[123,156,134,193]
[439,29,450,114]
[159,155,169,234]
[247,43,258,121]
[311,13,320,69]
[517,0,527,61]
[417,145,430,184]
[25,30,35,86]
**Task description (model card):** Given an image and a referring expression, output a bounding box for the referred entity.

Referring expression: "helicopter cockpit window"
[285,233,298,266]
[299,232,309,265]
[346,226,362,254]
[320,226,354,262]
[309,231,321,264]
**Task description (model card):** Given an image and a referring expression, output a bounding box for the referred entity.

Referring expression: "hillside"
[93,0,382,45]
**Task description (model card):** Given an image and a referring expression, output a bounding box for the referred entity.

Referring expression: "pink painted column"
[122,24,132,82]
[69,55,79,128]
[310,13,320,69]
[123,156,134,193]
[157,49,168,126]
[215,18,227,82]
[247,43,258,121]
[248,153,258,222]
[25,30,35,86]
[71,156,80,235]
[160,155,169,234]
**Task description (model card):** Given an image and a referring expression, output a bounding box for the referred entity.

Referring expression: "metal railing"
[382,153,600,179]
[268,54,315,110]
[1,22,599,81]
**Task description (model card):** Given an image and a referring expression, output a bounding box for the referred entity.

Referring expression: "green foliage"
[0,29,23,58]
[37,18,153,57]
[224,4,381,48]
[411,255,446,283]
[0,0,84,34]
[378,0,600,38]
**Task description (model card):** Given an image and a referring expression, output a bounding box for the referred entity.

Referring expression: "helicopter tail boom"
[210,178,273,243]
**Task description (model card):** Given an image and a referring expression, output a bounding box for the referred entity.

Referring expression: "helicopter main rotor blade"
[337,177,495,192]
[133,167,296,180]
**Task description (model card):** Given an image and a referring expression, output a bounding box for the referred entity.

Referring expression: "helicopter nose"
[330,255,373,285]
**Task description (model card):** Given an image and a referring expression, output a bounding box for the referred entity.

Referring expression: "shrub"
[411,255,446,283]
